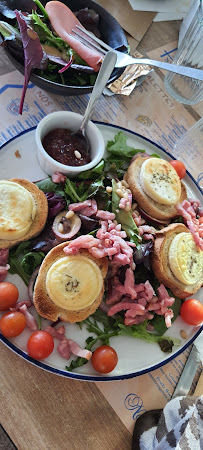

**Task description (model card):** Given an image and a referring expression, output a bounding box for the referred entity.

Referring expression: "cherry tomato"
[169,160,186,179]
[27,331,54,360]
[0,311,26,337]
[199,217,203,225]
[91,345,118,373]
[180,299,203,325]
[0,282,19,311]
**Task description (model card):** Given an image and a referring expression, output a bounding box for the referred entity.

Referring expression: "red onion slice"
[52,211,81,241]
[28,266,40,302]
[137,206,170,227]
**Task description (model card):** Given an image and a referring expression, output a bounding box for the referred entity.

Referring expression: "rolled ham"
[45,1,103,71]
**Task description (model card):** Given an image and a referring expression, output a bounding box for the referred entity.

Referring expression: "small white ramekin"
[35,111,105,177]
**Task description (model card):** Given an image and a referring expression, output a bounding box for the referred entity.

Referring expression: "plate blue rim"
[0,122,202,382]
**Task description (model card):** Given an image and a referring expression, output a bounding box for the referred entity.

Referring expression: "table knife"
[172,331,203,398]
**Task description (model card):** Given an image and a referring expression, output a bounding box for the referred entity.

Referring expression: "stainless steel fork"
[70,25,203,81]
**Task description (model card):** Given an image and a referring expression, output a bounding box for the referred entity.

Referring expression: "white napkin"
[153,12,187,21]
[127,0,192,13]
[127,0,193,22]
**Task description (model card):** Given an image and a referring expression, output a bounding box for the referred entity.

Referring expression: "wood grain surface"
[194,371,203,397]
[0,343,132,450]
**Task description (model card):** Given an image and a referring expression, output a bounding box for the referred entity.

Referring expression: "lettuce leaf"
[107,131,145,159]
[66,311,180,371]
[0,0,36,19]
[15,9,48,114]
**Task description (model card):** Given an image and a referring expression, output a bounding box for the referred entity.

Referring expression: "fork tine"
[74,25,113,52]
[70,30,107,56]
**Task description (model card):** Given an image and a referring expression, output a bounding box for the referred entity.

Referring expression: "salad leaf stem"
[31,11,63,50]
[33,0,49,20]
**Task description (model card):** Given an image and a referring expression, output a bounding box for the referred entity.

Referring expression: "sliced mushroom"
[52,210,81,241]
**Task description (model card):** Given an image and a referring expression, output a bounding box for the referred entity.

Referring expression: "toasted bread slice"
[151,223,203,299]
[33,242,108,323]
[0,178,48,249]
[125,156,187,221]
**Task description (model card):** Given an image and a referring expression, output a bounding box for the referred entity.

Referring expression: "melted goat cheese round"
[46,255,103,310]
[0,181,36,240]
[168,232,203,285]
[140,158,181,205]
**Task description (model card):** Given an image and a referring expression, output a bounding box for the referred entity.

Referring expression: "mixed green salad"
[4,131,183,372]
[0,0,102,113]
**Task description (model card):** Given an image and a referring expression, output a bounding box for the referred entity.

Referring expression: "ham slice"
[45,325,92,360]
[176,199,203,250]
[19,305,38,331]
[52,172,67,183]
[45,1,102,72]
[69,199,97,216]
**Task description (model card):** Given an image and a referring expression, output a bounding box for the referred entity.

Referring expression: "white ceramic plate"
[0,123,202,381]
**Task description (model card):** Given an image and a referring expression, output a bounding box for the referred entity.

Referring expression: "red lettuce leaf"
[0,0,36,19]
[15,9,48,114]
[74,8,101,38]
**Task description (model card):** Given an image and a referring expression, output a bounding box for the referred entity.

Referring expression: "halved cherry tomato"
[180,299,203,325]
[0,311,26,337]
[27,331,54,360]
[169,160,186,179]
[0,282,19,311]
[91,345,118,373]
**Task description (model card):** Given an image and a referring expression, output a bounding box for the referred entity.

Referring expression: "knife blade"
[172,331,203,398]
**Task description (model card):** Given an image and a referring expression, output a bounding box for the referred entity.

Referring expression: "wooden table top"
[0,15,201,450]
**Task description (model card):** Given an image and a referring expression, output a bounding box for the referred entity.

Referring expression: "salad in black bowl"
[0,0,127,108]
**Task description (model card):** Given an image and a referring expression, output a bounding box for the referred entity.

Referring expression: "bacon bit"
[0,249,9,265]
[119,197,128,210]
[107,270,175,328]
[108,302,145,316]
[45,326,92,361]
[133,214,145,226]
[19,304,38,331]
[176,199,203,250]
[96,210,116,221]
[157,284,170,300]
[64,219,135,268]
[52,172,67,183]
[138,225,156,237]
[106,287,123,305]
[68,340,92,360]
[58,338,71,360]
[45,325,65,340]
[0,264,10,282]
[69,199,97,217]
[10,300,32,310]
[124,312,154,326]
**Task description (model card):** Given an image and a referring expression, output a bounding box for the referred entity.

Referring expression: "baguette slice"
[0,178,48,249]
[151,223,203,299]
[125,156,187,221]
[33,242,108,323]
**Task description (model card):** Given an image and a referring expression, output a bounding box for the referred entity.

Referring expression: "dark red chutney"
[42,128,91,166]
